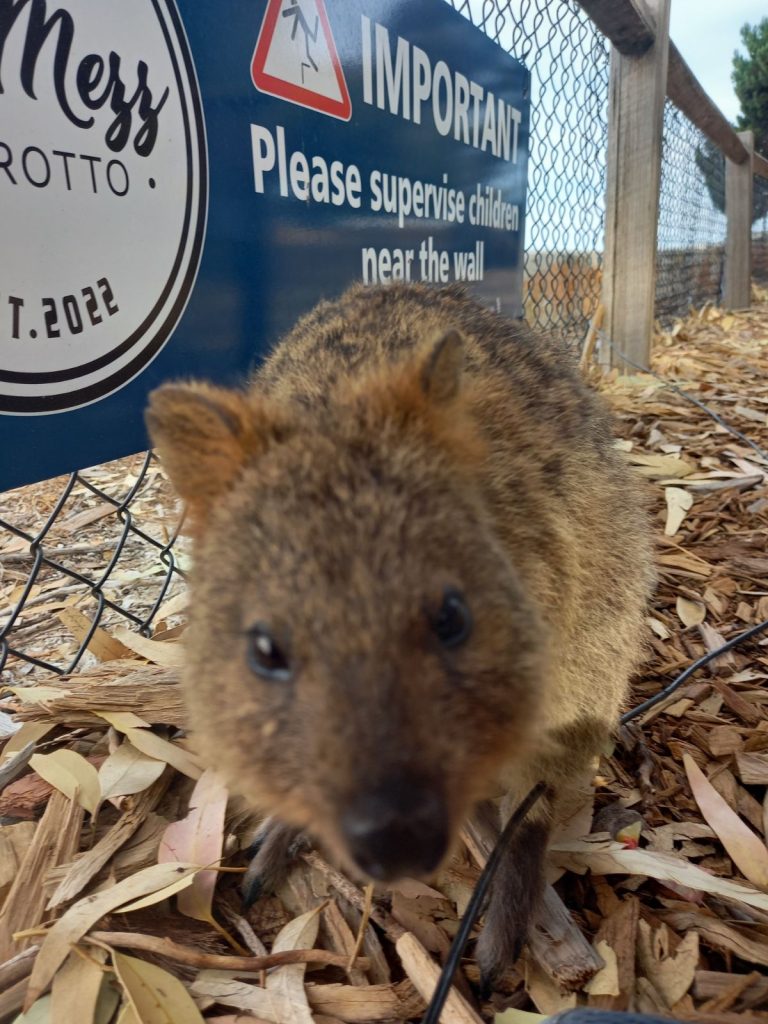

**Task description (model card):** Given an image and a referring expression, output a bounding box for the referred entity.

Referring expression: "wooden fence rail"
[576,0,768,367]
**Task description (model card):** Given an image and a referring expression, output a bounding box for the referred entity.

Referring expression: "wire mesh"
[0,453,187,681]
[754,175,768,286]
[1,2,766,683]
[448,0,610,343]
[655,101,728,325]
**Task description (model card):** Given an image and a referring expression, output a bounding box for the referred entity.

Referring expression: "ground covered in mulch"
[1,294,768,1023]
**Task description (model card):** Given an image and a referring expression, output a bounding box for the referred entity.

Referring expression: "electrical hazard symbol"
[251,0,352,121]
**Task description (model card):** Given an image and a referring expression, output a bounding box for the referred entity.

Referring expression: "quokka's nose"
[340,779,449,880]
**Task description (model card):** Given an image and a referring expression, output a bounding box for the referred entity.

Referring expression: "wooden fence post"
[600,0,671,370]
[724,130,754,310]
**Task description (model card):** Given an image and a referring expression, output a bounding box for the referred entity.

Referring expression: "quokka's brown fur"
[147,282,654,980]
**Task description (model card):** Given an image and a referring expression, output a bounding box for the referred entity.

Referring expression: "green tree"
[733,18,768,156]
[696,18,768,224]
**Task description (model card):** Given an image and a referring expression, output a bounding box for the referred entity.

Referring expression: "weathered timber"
[575,0,655,55]
[601,0,671,368]
[577,1,768,174]
[666,43,749,165]
[724,131,754,311]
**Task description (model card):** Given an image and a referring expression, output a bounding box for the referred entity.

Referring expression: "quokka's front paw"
[241,817,308,909]
[473,817,549,996]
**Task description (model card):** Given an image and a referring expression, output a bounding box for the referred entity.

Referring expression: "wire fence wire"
[0,454,186,679]
[1,0,767,682]
[449,0,609,342]
[655,101,728,324]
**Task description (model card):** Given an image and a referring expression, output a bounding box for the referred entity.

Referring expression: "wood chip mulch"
[1,291,768,1023]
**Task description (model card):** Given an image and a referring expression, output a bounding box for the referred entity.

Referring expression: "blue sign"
[0,0,530,490]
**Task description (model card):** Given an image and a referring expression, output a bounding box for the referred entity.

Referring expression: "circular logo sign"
[0,0,207,414]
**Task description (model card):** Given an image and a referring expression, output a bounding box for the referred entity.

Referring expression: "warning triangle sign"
[251,0,352,121]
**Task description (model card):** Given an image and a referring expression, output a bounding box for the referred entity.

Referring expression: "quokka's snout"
[339,774,449,880]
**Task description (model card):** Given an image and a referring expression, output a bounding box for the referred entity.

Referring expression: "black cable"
[621,614,768,724]
[597,329,768,466]
[423,614,768,1019]
[421,780,547,1024]
[418,619,768,1021]
[421,332,768,1019]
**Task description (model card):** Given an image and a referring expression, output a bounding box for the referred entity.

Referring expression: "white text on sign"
[362,238,485,284]
[361,16,522,163]
[250,124,519,232]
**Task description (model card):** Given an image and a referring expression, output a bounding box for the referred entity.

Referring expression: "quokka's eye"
[247,625,293,681]
[432,588,472,648]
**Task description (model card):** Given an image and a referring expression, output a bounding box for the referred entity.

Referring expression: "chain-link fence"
[655,101,728,324]
[0,454,186,679]
[455,2,733,336]
[450,0,609,342]
[1,0,766,682]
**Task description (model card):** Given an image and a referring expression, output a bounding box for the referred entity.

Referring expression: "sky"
[669,0,765,124]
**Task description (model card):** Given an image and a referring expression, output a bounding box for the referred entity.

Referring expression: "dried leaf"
[112,951,205,1024]
[24,862,198,1009]
[549,838,768,912]
[156,591,189,620]
[646,616,671,640]
[388,878,445,899]
[29,750,100,815]
[121,728,203,780]
[116,1005,140,1023]
[112,627,185,668]
[676,597,706,628]
[266,906,324,1024]
[159,769,228,924]
[116,869,202,913]
[51,947,119,1024]
[99,742,165,802]
[628,452,696,477]
[190,907,326,1023]
[2,722,53,758]
[188,979,302,1023]
[57,608,135,662]
[637,921,698,1007]
[551,779,596,843]
[583,940,620,996]
[683,754,768,888]
[664,487,693,536]
[96,711,153,731]
[13,996,52,1023]
[94,976,123,1024]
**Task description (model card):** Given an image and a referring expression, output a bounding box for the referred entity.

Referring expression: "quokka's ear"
[145,382,291,527]
[419,329,464,404]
